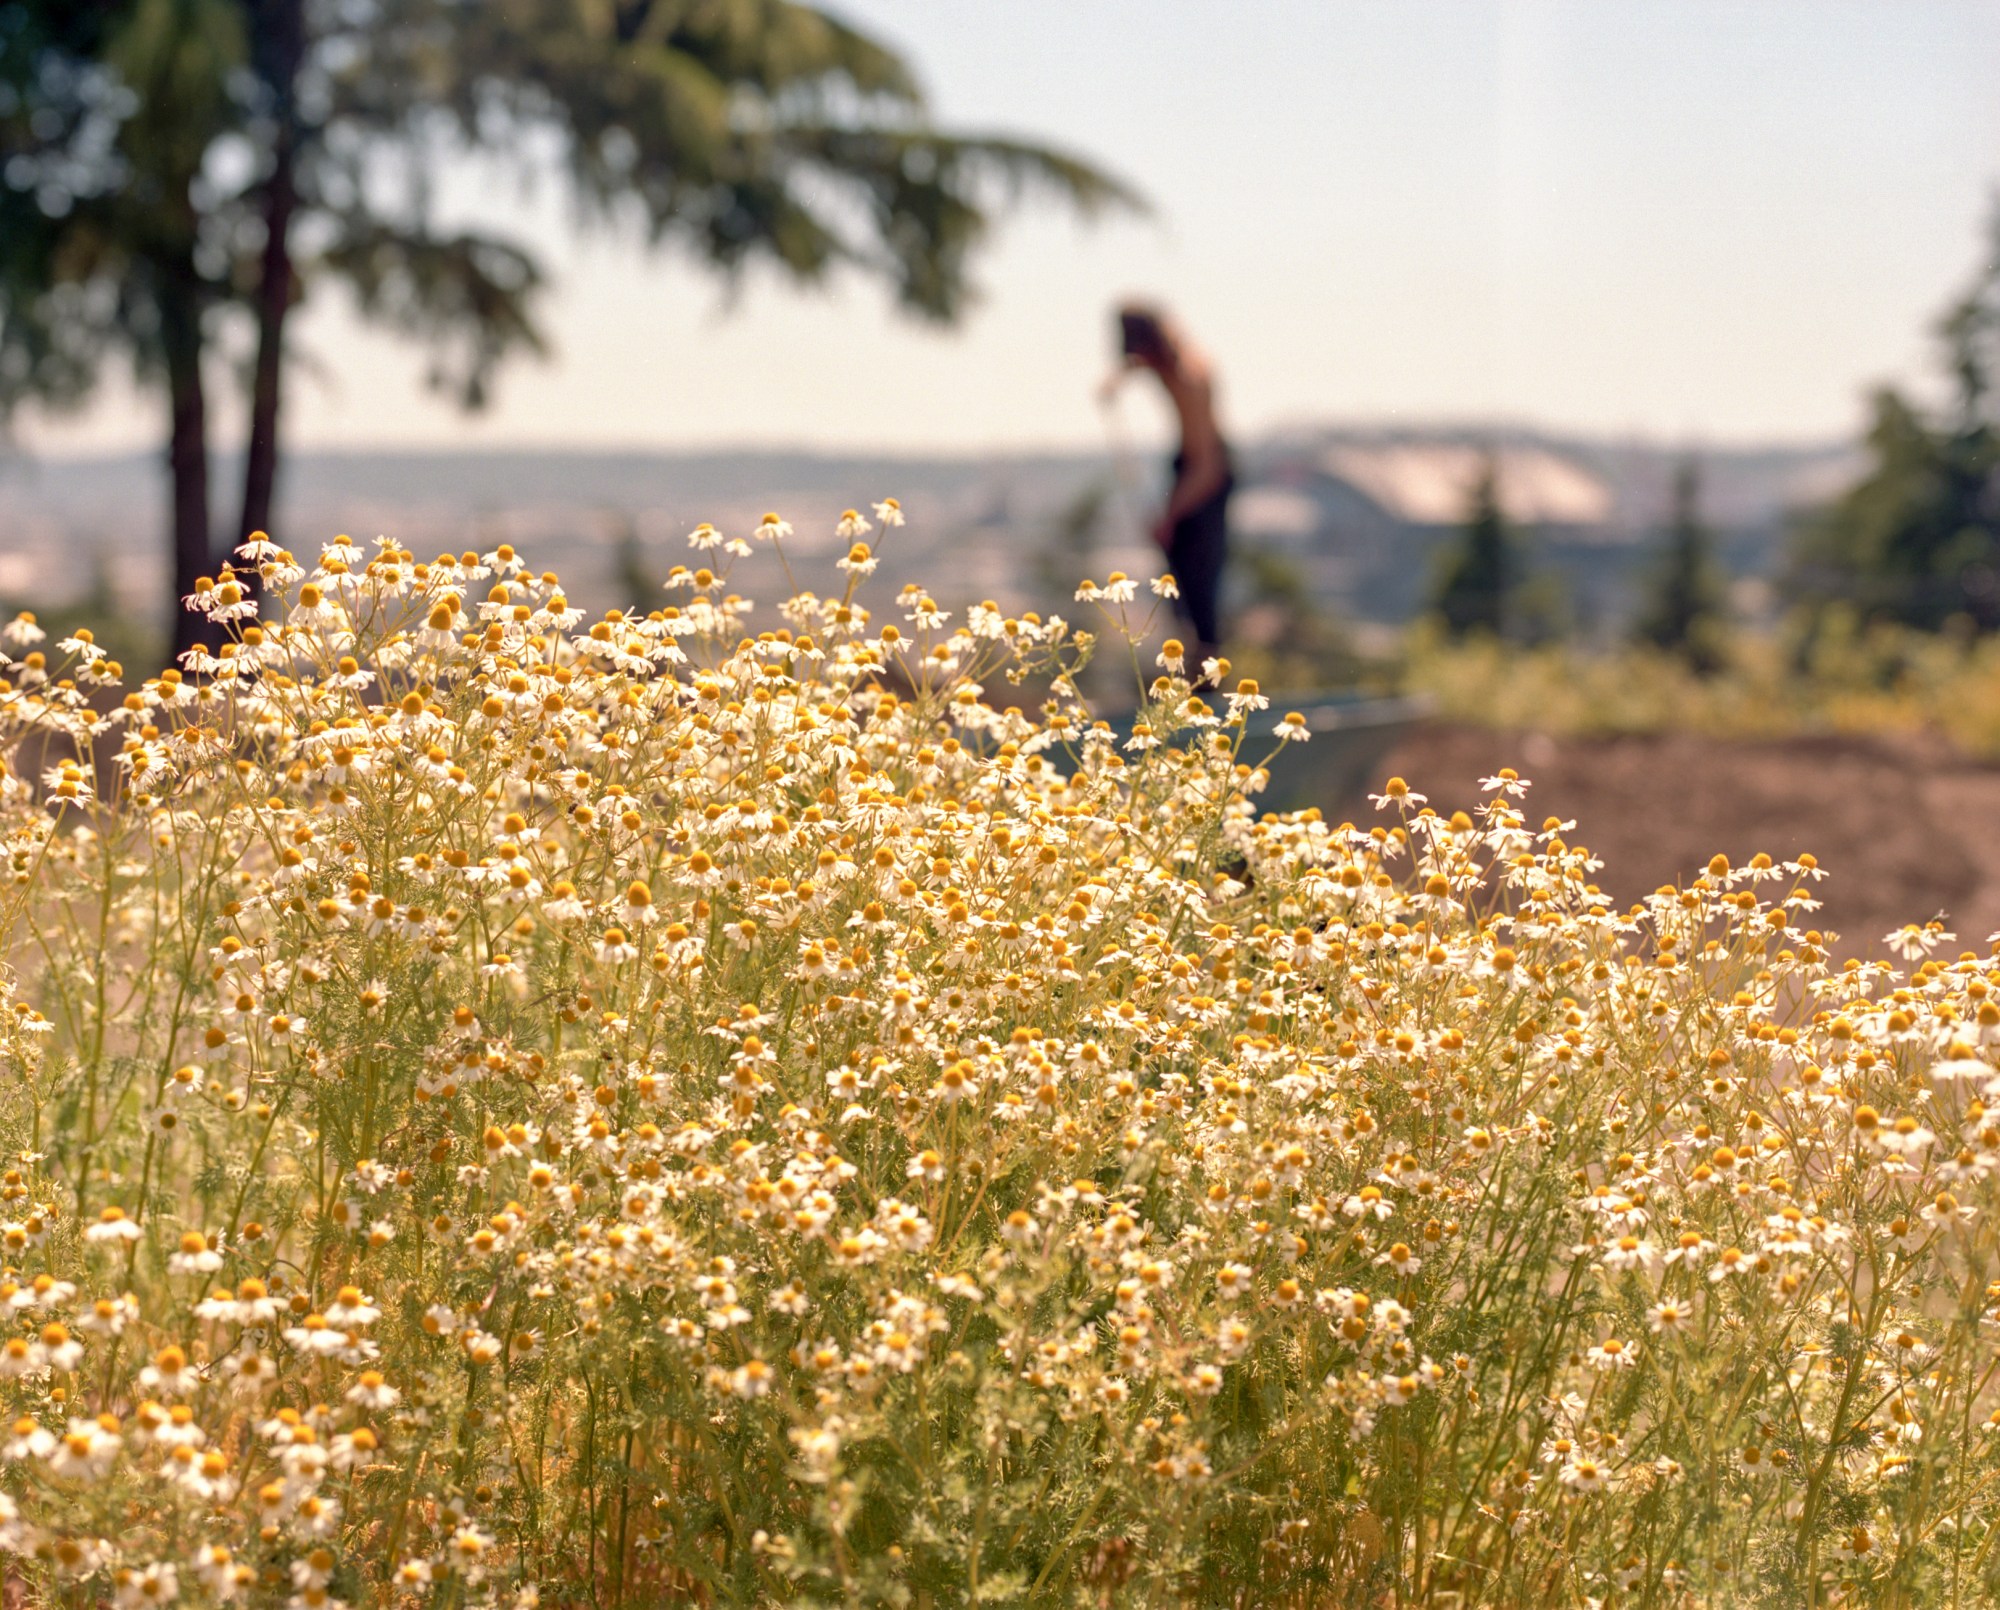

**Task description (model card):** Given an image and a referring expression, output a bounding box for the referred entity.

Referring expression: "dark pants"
[1168,473,1231,657]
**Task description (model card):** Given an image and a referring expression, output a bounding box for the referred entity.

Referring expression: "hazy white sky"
[21,0,2000,458]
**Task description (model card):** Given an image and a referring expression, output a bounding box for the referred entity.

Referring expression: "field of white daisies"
[0,504,1992,1609]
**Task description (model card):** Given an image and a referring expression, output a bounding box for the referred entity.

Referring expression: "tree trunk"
[237,0,306,575]
[237,140,296,567]
[160,282,212,670]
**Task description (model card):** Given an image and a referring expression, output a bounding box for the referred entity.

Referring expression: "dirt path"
[1369,726,2000,958]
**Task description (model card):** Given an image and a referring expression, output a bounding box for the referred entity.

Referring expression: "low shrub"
[0,514,1992,1608]
[1400,617,2000,758]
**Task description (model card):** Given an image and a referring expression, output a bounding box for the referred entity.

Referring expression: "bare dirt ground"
[1369,725,2000,958]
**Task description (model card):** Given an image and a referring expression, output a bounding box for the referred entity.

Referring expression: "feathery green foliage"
[0,0,1141,660]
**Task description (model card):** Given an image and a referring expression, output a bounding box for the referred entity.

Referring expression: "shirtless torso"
[1104,306,1235,657]
[1155,344,1228,548]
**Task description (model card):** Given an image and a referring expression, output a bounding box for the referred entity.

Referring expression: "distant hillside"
[1244,426,1856,630]
[0,430,1857,635]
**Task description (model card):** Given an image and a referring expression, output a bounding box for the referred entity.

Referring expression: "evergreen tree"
[1432,456,1512,638]
[1635,455,1729,671]
[1794,207,2000,632]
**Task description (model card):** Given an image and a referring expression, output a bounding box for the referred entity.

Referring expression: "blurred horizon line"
[1,410,1861,473]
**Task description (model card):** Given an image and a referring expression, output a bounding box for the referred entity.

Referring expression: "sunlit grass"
[1399,615,2000,757]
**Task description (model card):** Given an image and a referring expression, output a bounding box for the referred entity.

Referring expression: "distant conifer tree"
[1793,206,2000,632]
[1635,455,1729,672]
[1432,457,1513,638]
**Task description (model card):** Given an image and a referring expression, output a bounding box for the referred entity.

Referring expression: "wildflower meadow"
[0,507,1994,1609]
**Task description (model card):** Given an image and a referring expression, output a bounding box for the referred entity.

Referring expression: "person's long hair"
[1117,303,1174,368]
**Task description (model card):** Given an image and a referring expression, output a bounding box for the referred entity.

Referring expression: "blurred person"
[1103,303,1233,663]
